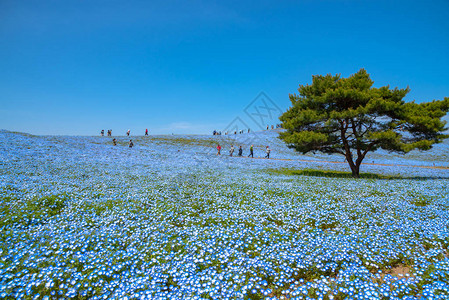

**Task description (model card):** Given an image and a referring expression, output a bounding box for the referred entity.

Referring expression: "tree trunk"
[351,163,360,178]
[345,152,360,178]
[341,121,361,178]
[347,160,360,178]
[352,154,366,178]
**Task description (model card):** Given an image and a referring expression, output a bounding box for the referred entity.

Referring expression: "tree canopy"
[279,69,449,177]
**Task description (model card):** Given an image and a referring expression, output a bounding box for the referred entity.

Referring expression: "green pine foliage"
[280,69,449,177]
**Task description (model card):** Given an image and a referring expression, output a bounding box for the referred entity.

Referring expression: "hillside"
[1,130,449,299]
[2,129,447,177]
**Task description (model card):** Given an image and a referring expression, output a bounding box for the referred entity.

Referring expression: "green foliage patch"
[0,193,69,228]
[269,168,390,179]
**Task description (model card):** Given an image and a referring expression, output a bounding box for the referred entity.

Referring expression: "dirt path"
[231,156,449,170]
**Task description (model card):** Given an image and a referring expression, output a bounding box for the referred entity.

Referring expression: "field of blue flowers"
[1,130,449,299]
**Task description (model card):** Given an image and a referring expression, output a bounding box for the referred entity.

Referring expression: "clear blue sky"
[1,0,448,135]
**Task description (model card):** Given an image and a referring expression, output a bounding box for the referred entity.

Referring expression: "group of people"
[101,129,149,136]
[103,125,283,137]
[109,138,271,158]
[111,138,134,148]
[100,129,113,136]
[213,129,251,135]
[212,124,283,136]
[216,144,271,158]
[266,124,283,130]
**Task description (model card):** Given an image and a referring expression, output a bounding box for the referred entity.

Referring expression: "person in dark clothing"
[101,130,104,136]
[238,146,243,156]
[145,129,148,136]
[112,138,117,146]
[248,145,254,158]
[129,140,134,148]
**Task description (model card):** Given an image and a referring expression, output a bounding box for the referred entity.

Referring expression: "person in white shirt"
[265,146,271,159]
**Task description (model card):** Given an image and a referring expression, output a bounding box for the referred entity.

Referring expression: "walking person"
[248,145,254,158]
[238,146,243,156]
[101,129,104,136]
[229,145,234,157]
[216,144,221,155]
[265,146,271,158]
[127,129,130,136]
[129,140,134,148]
[145,129,148,136]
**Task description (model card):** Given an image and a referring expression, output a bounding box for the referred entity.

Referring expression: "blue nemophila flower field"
[1,130,448,299]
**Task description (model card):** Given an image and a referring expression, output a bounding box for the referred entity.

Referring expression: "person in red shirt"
[217,144,221,155]
[145,129,148,136]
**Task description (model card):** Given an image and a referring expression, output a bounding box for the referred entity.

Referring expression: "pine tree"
[279,69,449,177]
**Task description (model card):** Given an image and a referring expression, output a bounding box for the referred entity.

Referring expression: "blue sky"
[1,0,448,135]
